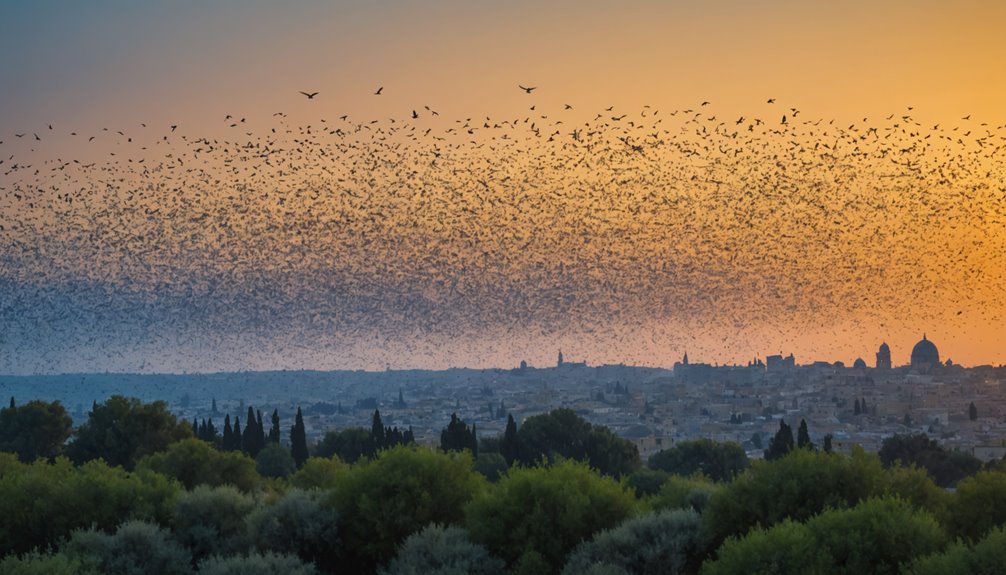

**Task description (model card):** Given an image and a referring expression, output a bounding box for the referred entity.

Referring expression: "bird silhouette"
[374,87,384,95]
[300,91,319,99]
[518,85,536,94]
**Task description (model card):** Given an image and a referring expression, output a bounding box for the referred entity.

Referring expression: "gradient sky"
[1,1,1004,373]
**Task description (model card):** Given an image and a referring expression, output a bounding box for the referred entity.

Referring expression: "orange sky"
[1,1,1004,373]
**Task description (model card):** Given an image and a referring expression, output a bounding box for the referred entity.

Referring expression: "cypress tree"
[233,416,243,451]
[371,410,386,450]
[256,410,266,450]
[502,413,519,464]
[243,407,260,456]
[823,434,834,453]
[765,419,795,460]
[269,409,281,443]
[797,418,814,450]
[969,401,978,421]
[8,397,14,409]
[854,398,861,415]
[222,414,233,450]
[290,407,309,468]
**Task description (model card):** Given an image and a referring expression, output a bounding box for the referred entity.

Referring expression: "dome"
[879,342,890,353]
[910,335,940,369]
[853,358,867,369]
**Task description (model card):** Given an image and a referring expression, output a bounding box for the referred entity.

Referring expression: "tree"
[947,470,1006,541]
[823,434,834,454]
[501,413,519,465]
[232,416,243,452]
[467,459,636,573]
[797,419,814,450]
[908,526,1006,575]
[969,401,978,421]
[256,442,297,479]
[371,409,386,450]
[313,427,375,463]
[289,457,347,491]
[879,433,982,488]
[380,524,504,575]
[704,498,944,575]
[562,509,707,575]
[246,489,340,572]
[0,399,73,462]
[171,485,255,565]
[222,415,234,451]
[0,455,179,557]
[473,452,509,483]
[243,407,264,458]
[764,419,795,461]
[269,409,281,443]
[136,437,260,492]
[64,520,190,575]
[65,395,191,470]
[290,407,309,468]
[516,408,641,477]
[647,439,749,482]
[441,413,477,454]
[330,445,485,573]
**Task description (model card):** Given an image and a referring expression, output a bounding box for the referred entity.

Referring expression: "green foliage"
[171,485,255,564]
[198,552,318,575]
[136,437,260,492]
[699,519,822,575]
[908,526,1006,575]
[330,445,485,572]
[256,442,297,479]
[879,433,983,488]
[65,520,190,575]
[562,509,707,575]
[947,470,1006,541]
[246,489,339,570]
[796,419,814,450]
[703,498,945,575]
[65,395,192,470]
[466,459,637,573]
[763,419,794,461]
[626,468,670,497]
[380,524,505,575]
[0,399,73,462]
[0,551,97,575]
[703,448,885,546]
[289,456,347,490]
[0,455,178,556]
[649,475,719,512]
[473,452,508,482]
[313,427,375,463]
[516,408,641,477]
[648,439,749,482]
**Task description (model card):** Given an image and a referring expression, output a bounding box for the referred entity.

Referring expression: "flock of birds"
[0,85,1004,373]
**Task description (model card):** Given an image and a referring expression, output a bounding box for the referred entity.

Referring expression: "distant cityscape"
[3,334,1005,462]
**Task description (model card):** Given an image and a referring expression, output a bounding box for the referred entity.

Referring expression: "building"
[876,342,892,370]
[910,335,940,371]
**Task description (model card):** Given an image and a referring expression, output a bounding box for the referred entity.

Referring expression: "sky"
[1,0,1004,373]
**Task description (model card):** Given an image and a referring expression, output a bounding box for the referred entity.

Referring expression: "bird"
[412,110,419,119]
[767,98,775,104]
[374,87,384,95]
[300,91,319,99]
[518,85,536,94]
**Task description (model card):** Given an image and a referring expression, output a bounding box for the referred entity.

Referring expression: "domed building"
[910,335,940,370]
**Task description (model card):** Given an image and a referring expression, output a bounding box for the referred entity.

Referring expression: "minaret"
[683,351,689,366]
[557,350,564,368]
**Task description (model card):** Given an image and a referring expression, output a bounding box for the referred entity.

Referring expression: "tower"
[557,349,564,368]
[876,342,892,370]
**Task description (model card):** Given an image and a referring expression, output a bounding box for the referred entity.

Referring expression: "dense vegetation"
[2,397,1006,574]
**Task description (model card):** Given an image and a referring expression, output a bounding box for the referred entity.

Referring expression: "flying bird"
[300,91,319,99]
[519,85,536,94]
[374,87,384,95]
